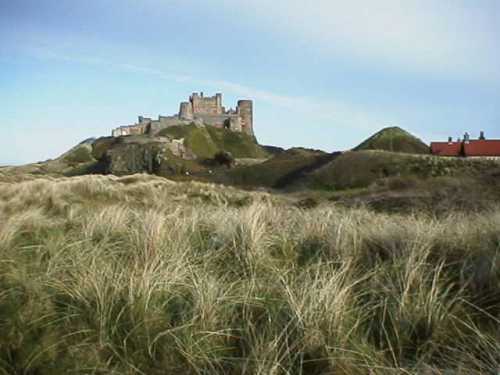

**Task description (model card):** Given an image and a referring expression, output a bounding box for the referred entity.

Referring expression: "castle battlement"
[112,93,253,138]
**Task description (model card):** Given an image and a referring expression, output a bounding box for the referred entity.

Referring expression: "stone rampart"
[112,92,253,137]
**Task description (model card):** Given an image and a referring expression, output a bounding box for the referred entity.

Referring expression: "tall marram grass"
[0,174,498,374]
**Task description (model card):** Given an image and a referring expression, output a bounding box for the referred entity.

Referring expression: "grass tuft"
[0,174,498,373]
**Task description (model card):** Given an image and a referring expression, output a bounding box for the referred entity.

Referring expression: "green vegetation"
[222,148,330,188]
[0,144,101,178]
[162,124,218,159]
[205,126,267,158]
[62,144,95,165]
[159,124,269,159]
[309,150,499,190]
[354,126,430,154]
[91,136,118,160]
[0,174,498,374]
[218,148,500,193]
[156,149,207,176]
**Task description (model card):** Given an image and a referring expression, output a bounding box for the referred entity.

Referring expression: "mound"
[354,126,429,154]
[220,148,337,188]
[307,150,499,190]
[4,123,270,179]
[1,142,102,177]
[261,145,285,156]
[158,124,269,159]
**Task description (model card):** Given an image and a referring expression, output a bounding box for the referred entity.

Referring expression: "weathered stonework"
[105,135,195,175]
[112,92,254,138]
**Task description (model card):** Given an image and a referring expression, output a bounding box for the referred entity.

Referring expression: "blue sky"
[1,0,499,164]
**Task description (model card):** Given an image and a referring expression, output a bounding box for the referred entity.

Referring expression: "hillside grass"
[354,126,430,154]
[0,174,498,374]
[222,148,328,188]
[62,144,95,165]
[308,150,500,190]
[159,124,268,159]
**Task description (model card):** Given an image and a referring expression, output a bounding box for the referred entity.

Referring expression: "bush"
[213,151,235,168]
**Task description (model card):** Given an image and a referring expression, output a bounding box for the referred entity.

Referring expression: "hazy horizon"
[1,0,499,164]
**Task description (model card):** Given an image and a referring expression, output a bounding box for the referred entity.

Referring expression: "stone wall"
[193,114,242,132]
[148,117,202,136]
[112,123,148,137]
[112,92,254,138]
[190,93,222,115]
[179,102,193,120]
[237,100,253,136]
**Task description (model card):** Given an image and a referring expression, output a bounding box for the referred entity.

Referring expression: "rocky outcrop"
[104,136,195,175]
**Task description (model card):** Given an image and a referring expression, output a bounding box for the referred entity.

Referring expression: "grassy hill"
[158,124,269,159]
[213,148,500,215]
[2,124,270,179]
[219,148,334,188]
[354,126,429,154]
[0,141,103,178]
[211,146,500,193]
[307,150,499,190]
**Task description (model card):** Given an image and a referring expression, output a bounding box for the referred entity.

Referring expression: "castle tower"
[237,100,253,136]
[179,102,193,120]
[215,93,223,114]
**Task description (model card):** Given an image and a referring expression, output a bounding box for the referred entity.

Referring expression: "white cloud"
[214,0,500,82]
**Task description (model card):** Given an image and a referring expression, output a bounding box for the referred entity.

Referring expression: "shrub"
[213,151,235,168]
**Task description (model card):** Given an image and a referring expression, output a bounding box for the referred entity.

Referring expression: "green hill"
[219,148,335,188]
[354,126,429,154]
[158,124,269,159]
[218,148,499,192]
[0,141,102,178]
[306,150,498,190]
[2,124,270,179]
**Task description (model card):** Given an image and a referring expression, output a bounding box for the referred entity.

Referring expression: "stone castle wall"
[237,100,253,136]
[112,92,253,137]
[190,92,223,115]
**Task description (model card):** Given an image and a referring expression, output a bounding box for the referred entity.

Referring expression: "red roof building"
[431,135,500,157]
[464,140,500,157]
[431,132,500,157]
[430,141,463,156]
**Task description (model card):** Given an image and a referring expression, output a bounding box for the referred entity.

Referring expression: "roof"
[464,140,500,156]
[431,139,500,157]
[430,142,462,156]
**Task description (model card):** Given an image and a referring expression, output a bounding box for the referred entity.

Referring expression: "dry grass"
[0,174,498,374]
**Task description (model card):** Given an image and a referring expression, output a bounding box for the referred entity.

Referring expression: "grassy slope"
[0,173,498,374]
[3,123,270,179]
[1,143,102,177]
[159,124,269,159]
[355,126,430,154]
[305,150,500,190]
[221,148,330,188]
[219,147,499,192]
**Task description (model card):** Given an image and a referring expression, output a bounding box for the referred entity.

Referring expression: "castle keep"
[112,92,254,137]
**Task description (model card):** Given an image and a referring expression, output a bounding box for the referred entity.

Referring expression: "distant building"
[112,92,253,137]
[431,132,500,157]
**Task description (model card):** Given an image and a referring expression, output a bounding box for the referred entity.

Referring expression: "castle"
[112,92,253,137]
